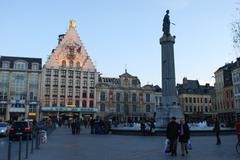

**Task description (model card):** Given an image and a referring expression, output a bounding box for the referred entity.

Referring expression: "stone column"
[155,34,183,128]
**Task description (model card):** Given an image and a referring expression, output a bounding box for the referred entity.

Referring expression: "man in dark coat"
[213,118,221,145]
[166,117,179,156]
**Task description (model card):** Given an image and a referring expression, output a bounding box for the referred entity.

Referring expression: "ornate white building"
[40,20,98,120]
[95,70,162,121]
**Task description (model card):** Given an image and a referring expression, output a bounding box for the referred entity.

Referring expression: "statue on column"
[162,10,170,36]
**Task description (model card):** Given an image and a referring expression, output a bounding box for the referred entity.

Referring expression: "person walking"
[213,118,221,145]
[166,117,179,156]
[75,119,81,135]
[178,119,190,156]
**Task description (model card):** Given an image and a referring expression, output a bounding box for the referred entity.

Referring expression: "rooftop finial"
[70,19,76,28]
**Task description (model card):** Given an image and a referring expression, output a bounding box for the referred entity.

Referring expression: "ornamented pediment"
[45,20,96,71]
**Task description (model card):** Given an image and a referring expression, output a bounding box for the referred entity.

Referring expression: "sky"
[0,0,239,87]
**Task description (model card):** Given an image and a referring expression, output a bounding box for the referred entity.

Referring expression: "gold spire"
[69,19,76,28]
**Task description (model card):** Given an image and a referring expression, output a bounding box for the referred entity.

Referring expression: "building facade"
[232,59,240,121]
[214,62,235,125]
[177,77,214,122]
[95,70,162,121]
[0,56,42,121]
[40,20,99,121]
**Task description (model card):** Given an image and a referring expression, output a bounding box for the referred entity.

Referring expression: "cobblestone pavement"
[27,127,240,160]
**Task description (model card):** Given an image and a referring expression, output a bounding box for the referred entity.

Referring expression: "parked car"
[0,122,10,137]
[8,121,32,141]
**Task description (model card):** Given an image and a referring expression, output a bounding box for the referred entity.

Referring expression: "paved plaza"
[13,127,238,160]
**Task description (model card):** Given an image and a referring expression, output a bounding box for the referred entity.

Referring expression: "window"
[185,97,188,103]
[124,92,128,102]
[76,80,80,87]
[100,103,105,112]
[2,61,10,69]
[32,63,39,70]
[116,104,120,112]
[89,90,94,98]
[76,71,81,78]
[82,90,87,98]
[61,78,66,86]
[69,47,74,55]
[89,100,94,108]
[83,80,87,88]
[132,93,136,102]
[62,60,66,67]
[68,70,73,78]
[46,69,51,76]
[205,98,208,103]
[60,98,65,107]
[75,88,80,97]
[189,97,192,103]
[116,93,121,102]
[83,71,88,78]
[82,100,87,107]
[45,78,51,85]
[146,93,150,102]
[60,88,65,96]
[90,80,94,88]
[68,79,73,86]
[69,60,73,67]
[132,104,136,112]
[61,70,66,77]
[90,72,95,79]
[146,104,151,112]
[52,98,57,107]
[100,92,106,101]
[53,88,58,95]
[45,87,50,95]
[53,78,58,86]
[53,70,58,77]
[75,100,80,107]
[68,88,73,97]
[193,98,196,103]
[14,61,27,69]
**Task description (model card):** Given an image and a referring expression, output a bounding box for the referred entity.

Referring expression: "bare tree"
[232,7,240,52]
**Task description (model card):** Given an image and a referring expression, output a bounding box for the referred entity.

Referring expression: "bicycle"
[236,134,240,154]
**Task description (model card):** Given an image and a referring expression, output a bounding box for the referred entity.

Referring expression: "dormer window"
[2,61,10,69]
[32,63,39,70]
[14,61,27,69]
[62,60,66,67]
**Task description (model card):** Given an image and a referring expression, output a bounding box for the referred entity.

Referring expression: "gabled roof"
[45,20,96,70]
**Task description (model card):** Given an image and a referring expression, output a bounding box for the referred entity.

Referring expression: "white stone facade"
[40,20,99,119]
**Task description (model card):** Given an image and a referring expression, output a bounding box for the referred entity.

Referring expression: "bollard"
[35,130,39,149]
[19,135,22,160]
[8,141,11,160]
[31,132,34,154]
[25,133,29,159]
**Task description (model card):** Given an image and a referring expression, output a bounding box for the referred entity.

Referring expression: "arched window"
[62,60,66,67]
[82,100,87,107]
[14,61,27,69]
[69,60,73,67]
[76,61,80,68]
[100,103,105,112]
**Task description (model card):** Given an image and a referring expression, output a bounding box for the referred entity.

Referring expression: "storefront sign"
[28,112,36,116]
[41,107,98,113]
[9,108,26,113]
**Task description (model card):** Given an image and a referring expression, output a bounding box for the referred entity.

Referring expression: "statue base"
[155,105,184,128]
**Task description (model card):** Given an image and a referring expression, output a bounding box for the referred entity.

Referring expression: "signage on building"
[28,112,36,116]
[10,100,25,104]
[9,108,25,113]
[41,107,98,113]
[0,101,7,104]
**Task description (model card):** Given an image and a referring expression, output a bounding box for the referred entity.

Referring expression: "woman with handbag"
[178,119,190,156]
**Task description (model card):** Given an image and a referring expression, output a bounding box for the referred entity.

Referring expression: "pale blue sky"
[0,0,238,86]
